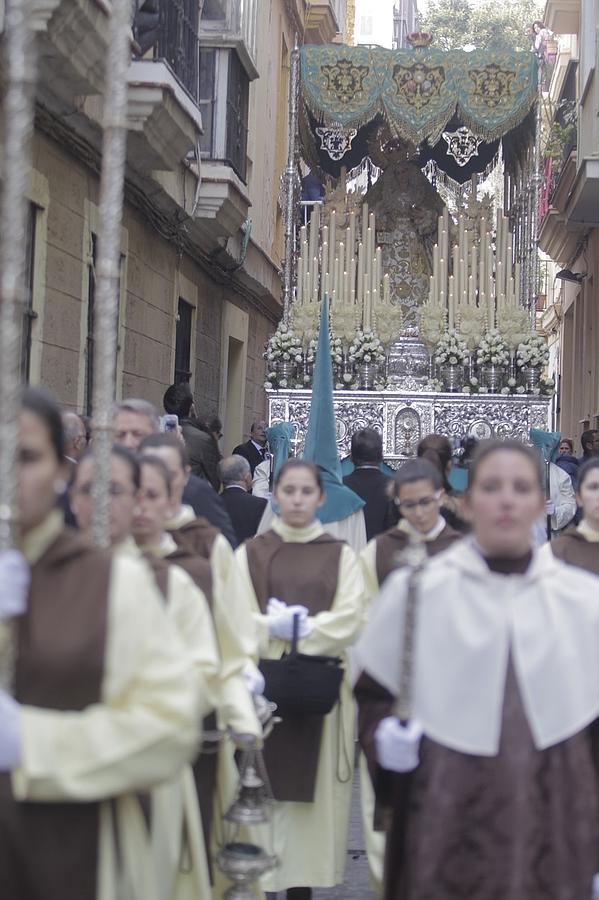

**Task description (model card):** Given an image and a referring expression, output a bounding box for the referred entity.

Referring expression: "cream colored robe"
[229,518,365,891]
[12,513,204,900]
[121,538,221,900]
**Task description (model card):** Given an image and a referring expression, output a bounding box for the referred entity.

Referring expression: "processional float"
[269,36,552,462]
[0,2,276,893]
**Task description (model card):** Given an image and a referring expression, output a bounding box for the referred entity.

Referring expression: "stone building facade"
[9,0,346,453]
[539,0,599,446]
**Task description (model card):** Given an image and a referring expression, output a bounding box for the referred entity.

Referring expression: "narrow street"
[314,765,378,898]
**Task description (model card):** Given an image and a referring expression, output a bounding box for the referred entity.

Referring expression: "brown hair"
[468,439,544,490]
[578,457,599,491]
[139,432,189,471]
[274,458,323,493]
[139,454,173,497]
[390,459,443,499]
[417,434,453,492]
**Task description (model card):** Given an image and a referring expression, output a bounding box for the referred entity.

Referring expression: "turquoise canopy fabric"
[301,45,538,145]
[302,298,365,525]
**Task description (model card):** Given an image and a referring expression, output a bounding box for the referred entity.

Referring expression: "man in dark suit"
[232,420,269,475]
[342,428,399,541]
[219,455,267,544]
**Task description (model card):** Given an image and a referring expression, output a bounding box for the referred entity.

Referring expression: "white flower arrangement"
[434,329,468,366]
[476,329,510,367]
[425,377,443,393]
[496,306,531,351]
[264,322,303,364]
[306,331,344,366]
[516,334,550,369]
[349,330,386,366]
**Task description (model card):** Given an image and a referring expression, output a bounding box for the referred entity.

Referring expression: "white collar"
[251,440,266,452]
[354,538,599,756]
[137,532,178,559]
[224,484,247,492]
[166,504,195,531]
[578,520,599,542]
[271,515,324,543]
[398,515,446,542]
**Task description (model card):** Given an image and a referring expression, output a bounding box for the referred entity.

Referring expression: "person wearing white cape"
[353,439,599,900]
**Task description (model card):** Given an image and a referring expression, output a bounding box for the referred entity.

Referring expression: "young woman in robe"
[360,458,463,601]
[542,457,599,575]
[357,458,462,893]
[229,459,365,900]
[354,439,599,900]
[0,388,202,900]
[132,454,262,895]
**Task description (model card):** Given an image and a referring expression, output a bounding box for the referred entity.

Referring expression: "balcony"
[126,60,202,172]
[566,158,599,225]
[305,1,341,43]
[200,0,259,80]
[544,0,580,35]
[30,0,110,113]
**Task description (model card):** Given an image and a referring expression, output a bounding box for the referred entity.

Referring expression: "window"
[198,46,249,182]
[360,15,373,36]
[174,298,193,383]
[199,47,217,157]
[20,202,38,383]
[225,51,249,180]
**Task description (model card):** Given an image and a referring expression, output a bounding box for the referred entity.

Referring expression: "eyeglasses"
[398,491,442,511]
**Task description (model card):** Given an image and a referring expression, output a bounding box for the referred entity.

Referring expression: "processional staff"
[90,0,135,548]
[0,0,37,693]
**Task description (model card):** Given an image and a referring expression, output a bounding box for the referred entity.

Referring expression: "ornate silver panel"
[268,389,552,462]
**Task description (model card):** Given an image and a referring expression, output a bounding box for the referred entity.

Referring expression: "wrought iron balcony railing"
[134,0,200,103]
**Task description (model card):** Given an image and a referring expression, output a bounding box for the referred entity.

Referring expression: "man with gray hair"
[111,397,237,546]
[62,412,87,464]
[112,398,161,450]
[219,454,267,544]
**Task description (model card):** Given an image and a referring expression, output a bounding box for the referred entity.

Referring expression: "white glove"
[0,549,30,620]
[0,690,21,770]
[545,500,556,516]
[242,661,265,696]
[266,598,312,641]
[375,716,423,773]
[592,873,599,900]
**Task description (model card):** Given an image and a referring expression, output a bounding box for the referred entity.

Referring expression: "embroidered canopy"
[300,45,538,148]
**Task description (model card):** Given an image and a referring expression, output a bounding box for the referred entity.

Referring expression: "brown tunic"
[356,550,599,900]
[550,527,599,576]
[0,529,111,900]
[375,524,461,586]
[171,516,219,561]
[246,529,344,803]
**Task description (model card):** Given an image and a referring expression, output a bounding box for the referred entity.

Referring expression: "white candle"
[362,203,368,244]
[343,270,349,306]
[329,210,336,277]
[496,261,503,309]
[366,228,373,279]
[357,243,364,304]
[297,254,304,303]
[321,243,328,299]
[383,273,390,305]
[364,288,371,330]
[350,257,356,304]
[349,211,356,260]
[375,246,382,295]
[311,257,318,302]
[452,245,460,302]
[448,275,455,331]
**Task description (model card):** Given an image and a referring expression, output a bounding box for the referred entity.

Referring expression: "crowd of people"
[2,385,599,900]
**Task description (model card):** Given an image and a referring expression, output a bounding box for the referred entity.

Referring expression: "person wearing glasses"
[356,458,462,893]
[360,458,462,601]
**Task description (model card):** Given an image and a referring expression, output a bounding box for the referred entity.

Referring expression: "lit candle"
[297,254,304,303]
[383,273,390,305]
[362,203,369,244]
[343,270,349,306]
[312,257,318,303]
[364,287,371,330]
[321,243,328,300]
[349,211,356,259]
[452,245,460,302]
[375,246,382,296]
[448,275,455,331]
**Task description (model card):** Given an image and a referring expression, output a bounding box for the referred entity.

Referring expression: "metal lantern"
[216,747,278,899]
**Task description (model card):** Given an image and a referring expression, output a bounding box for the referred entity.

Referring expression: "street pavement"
[313,764,378,900]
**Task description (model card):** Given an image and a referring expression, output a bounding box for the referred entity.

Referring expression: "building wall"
[558,229,599,444]
[27,129,270,439]
[354,0,395,47]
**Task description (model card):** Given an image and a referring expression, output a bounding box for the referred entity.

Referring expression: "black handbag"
[259,613,344,717]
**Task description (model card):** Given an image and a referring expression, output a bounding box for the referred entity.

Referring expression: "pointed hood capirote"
[302,297,364,525]
[266,422,295,481]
